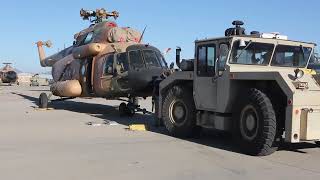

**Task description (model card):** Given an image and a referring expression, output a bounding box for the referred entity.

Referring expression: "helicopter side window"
[104,54,114,76]
[116,52,129,73]
[129,50,145,70]
[143,50,161,68]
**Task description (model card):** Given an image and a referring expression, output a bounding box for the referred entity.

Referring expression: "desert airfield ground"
[1,85,320,180]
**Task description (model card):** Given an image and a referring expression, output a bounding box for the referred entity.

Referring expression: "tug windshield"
[271,45,312,68]
[230,40,313,68]
[230,41,274,65]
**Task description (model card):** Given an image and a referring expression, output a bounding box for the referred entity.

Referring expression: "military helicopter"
[0,63,18,85]
[35,8,170,115]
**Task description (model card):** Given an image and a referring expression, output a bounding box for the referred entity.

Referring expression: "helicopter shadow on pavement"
[12,92,320,156]
[12,92,158,127]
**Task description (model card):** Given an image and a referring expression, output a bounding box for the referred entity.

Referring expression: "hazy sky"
[0,0,319,72]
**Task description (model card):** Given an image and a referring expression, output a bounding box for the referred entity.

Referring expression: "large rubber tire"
[153,97,163,127]
[233,88,277,156]
[162,86,199,138]
[38,93,48,109]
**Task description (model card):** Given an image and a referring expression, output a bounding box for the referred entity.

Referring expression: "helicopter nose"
[6,71,17,81]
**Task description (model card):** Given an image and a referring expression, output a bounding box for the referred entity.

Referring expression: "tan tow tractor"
[156,21,320,156]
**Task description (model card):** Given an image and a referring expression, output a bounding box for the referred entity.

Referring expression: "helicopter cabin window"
[230,41,274,65]
[143,50,161,68]
[116,52,129,73]
[82,32,94,45]
[271,45,312,68]
[129,50,145,70]
[104,54,114,76]
[197,45,216,76]
[156,51,168,67]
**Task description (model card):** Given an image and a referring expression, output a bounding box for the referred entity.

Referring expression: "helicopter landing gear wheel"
[126,103,136,117]
[119,103,128,116]
[119,102,136,117]
[38,93,48,109]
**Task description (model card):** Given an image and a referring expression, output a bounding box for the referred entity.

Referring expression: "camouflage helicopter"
[35,8,170,115]
[0,63,18,85]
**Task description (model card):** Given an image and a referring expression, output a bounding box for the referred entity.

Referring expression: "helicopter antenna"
[139,26,147,43]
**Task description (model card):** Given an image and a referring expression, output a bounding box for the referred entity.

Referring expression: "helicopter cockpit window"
[116,52,129,73]
[104,54,114,76]
[143,50,161,68]
[129,50,145,70]
[156,51,168,67]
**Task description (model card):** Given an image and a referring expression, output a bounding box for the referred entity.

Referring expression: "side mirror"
[170,62,174,69]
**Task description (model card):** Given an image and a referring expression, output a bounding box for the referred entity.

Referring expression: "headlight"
[294,69,304,80]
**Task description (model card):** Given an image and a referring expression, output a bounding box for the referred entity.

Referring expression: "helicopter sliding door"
[100,55,114,92]
[79,58,94,96]
[91,54,115,97]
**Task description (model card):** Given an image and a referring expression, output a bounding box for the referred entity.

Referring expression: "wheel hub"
[169,100,187,126]
[240,105,259,141]
[173,105,185,120]
[245,114,256,131]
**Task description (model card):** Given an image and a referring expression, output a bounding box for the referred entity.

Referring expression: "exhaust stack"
[176,47,182,69]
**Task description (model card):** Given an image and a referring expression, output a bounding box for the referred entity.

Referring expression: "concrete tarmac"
[1,85,320,180]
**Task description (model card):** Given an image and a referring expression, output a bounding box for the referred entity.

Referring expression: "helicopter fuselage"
[36,21,168,99]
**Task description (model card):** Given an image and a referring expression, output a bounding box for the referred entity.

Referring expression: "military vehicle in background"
[156,21,320,156]
[30,74,50,86]
[0,63,18,85]
[35,8,169,115]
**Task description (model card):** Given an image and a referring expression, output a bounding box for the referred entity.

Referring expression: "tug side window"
[219,44,229,70]
[197,44,216,76]
[129,50,145,70]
